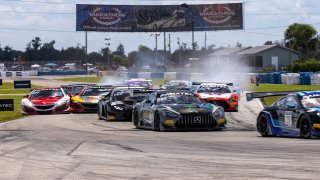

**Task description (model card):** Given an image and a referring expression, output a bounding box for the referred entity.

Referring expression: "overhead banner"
[76,3,243,32]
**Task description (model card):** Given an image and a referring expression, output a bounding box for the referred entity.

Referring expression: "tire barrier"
[37,70,88,76]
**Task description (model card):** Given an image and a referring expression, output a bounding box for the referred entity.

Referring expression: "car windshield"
[112,90,131,101]
[82,88,109,96]
[157,95,202,104]
[30,89,63,98]
[73,86,86,95]
[62,86,72,94]
[301,98,320,108]
[198,86,231,93]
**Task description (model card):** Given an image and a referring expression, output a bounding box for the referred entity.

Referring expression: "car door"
[277,95,300,130]
[141,93,156,123]
[283,95,300,130]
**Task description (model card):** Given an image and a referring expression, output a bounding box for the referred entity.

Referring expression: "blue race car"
[247,91,320,138]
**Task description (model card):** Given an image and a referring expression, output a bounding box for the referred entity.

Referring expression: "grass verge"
[0,82,41,94]
[0,95,24,123]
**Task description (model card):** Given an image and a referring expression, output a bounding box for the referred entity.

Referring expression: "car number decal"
[284,111,293,127]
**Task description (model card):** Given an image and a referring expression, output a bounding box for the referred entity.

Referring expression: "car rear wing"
[246,91,308,107]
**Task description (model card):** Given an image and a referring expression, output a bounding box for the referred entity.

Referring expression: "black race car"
[133,90,226,131]
[247,91,320,138]
[97,87,152,121]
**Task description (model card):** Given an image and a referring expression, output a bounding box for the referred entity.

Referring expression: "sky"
[0,0,319,55]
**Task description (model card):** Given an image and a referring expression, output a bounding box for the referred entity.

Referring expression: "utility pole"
[204,32,207,50]
[105,38,111,70]
[164,32,166,70]
[150,33,160,65]
[177,37,182,69]
[168,34,171,54]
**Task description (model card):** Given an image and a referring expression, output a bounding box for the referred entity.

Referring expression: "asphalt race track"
[1,90,320,179]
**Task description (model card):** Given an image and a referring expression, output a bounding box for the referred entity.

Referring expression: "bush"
[292,58,320,72]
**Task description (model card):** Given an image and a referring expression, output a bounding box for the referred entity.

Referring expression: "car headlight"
[22,98,33,107]
[163,110,179,118]
[228,97,236,102]
[56,97,70,105]
[213,108,224,119]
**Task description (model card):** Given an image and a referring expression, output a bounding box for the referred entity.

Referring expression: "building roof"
[236,45,300,55]
[208,47,250,56]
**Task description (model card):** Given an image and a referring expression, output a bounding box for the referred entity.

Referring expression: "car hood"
[29,96,62,105]
[160,103,214,114]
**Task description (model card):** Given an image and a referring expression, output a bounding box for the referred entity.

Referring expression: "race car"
[61,84,91,96]
[133,91,226,131]
[161,80,192,90]
[21,87,71,115]
[124,79,153,89]
[98,87,150,121]
[191,82,239,112]
[71,85,113,112]
[247,91,320,138]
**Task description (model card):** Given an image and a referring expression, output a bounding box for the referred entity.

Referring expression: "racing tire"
[97,103,103,120]
[133,109,140,129]
[154,112,161,132]
[299,116,312,139]
[257,114,270,137]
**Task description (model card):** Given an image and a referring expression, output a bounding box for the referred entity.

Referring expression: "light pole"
[150,33,160,66]
[105,38,111,70]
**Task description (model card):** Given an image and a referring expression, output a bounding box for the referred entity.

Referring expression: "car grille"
[208,100,230,109]
[124,100,134,105]
[81,103,97,109]
[35,105,54,110]
[175,114,216,129]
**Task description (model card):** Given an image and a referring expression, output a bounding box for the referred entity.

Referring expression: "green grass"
[0,95,24,123]
[152,78,165,86]
[0,82,41,94]
[250,84,320,106]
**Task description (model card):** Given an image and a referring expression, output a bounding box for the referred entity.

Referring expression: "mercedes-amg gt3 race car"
[247,91,320,138]
[71,85,113,112]
[21,87,71,115]
[97,87,151,121]
[133,91,226,131]
[192,82,239,112]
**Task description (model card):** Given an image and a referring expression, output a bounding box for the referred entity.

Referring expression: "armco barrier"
[127,72,138,79]
[138,72,151,79]
[37,70,88,76]
[176,72,191,80]
[150,72,164,79]
[164,72,177,80]
[190,73,205,81]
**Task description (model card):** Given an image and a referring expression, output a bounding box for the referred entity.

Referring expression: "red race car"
[21,87,71,115]
[192,83,239,112]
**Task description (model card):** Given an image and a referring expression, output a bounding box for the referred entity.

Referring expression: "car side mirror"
[68,93,72,97]
[23,95,29,99]
[287,104,296,109]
